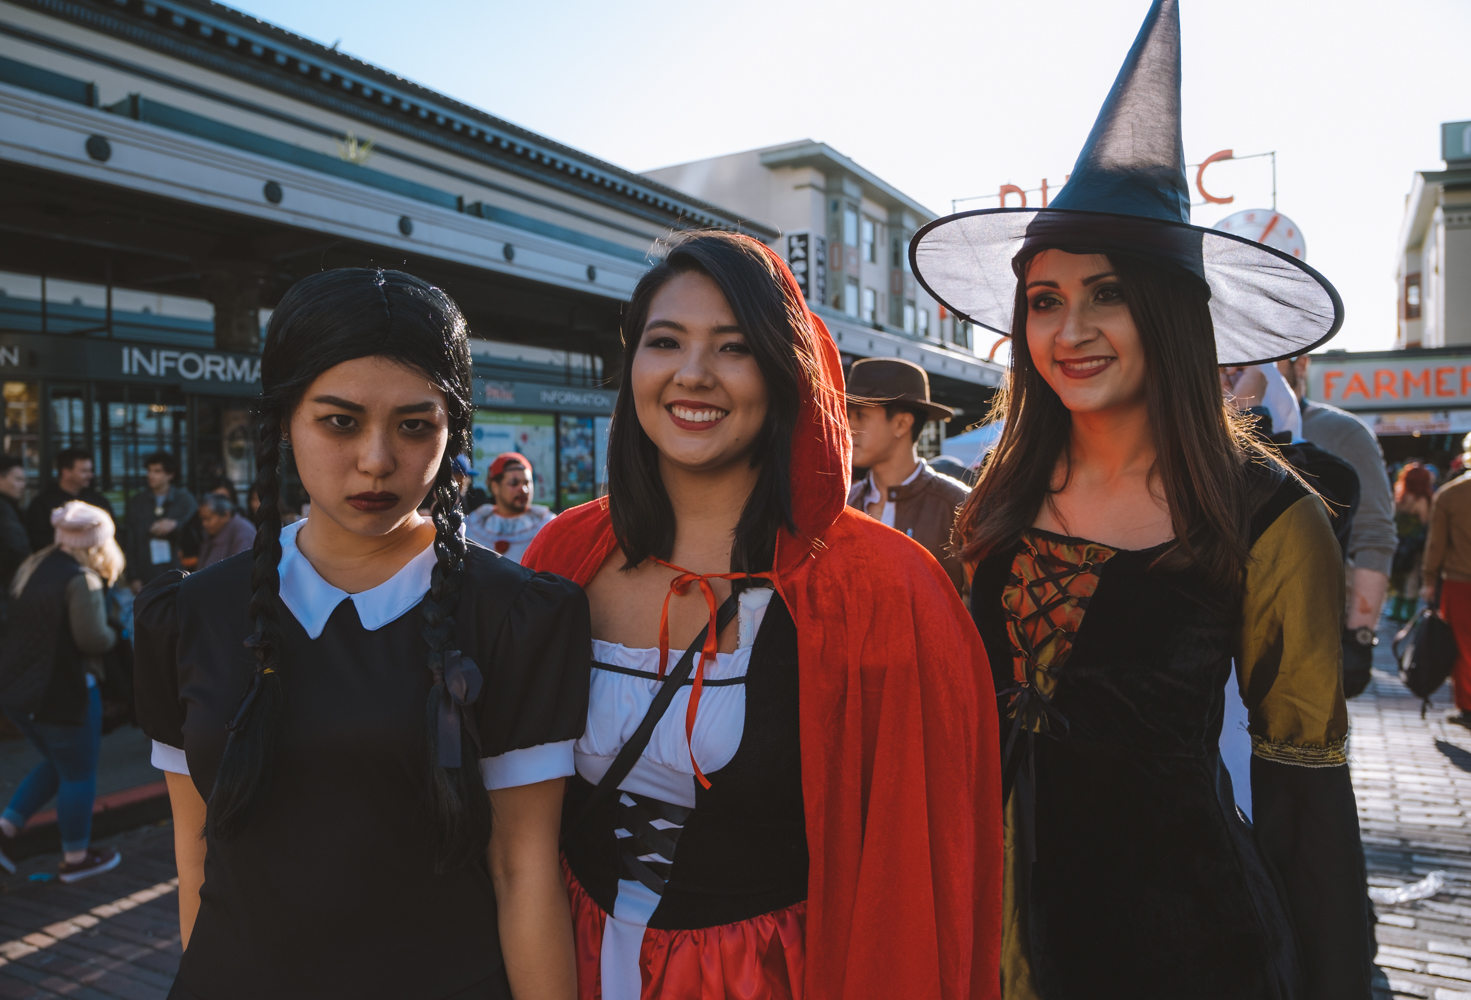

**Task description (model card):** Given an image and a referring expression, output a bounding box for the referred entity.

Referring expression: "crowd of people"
[0,447,259,883]
[0,1,1429,997]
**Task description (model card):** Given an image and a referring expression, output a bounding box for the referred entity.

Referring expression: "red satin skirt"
[564,857,806,1000]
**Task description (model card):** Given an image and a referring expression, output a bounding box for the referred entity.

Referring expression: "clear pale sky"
[230,0,1470,355]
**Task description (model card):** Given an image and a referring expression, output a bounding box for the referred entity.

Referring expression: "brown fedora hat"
[845,357,954,422]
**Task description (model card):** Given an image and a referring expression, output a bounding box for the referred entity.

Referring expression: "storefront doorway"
[41,382,255,512]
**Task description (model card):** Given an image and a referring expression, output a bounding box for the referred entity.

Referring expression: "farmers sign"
[1306,352,1471,412]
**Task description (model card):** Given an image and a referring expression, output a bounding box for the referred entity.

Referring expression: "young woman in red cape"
[523,231,1002,1000]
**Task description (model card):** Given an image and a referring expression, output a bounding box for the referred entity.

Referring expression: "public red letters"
[1320,365,1471,406]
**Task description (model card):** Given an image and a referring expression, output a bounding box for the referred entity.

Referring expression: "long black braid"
[209,410,288,840]
[418,452,490,870]
[207,268,483,867]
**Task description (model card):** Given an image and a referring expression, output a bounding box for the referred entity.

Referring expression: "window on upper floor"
[892,236,903,269]
[862,219,877,263]
[844,278,860,318]
[918,309,930,338]
[843,207,859,247]
[903,301,916,334]
[862,287,877,325]
[1406,273,1422,320]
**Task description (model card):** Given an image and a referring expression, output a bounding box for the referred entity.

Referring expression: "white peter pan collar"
[277,519,438,639]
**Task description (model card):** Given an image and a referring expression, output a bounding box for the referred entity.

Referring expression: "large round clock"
[1211,209,1307,260]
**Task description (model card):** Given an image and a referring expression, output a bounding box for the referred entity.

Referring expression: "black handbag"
[1394,593,1460,717]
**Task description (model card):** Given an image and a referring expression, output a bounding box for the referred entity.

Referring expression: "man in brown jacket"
[1422,438,1471,725]
[846,358,970,594]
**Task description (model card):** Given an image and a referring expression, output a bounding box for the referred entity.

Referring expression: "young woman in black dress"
[134,269,590,999]
[909,3,1372,996]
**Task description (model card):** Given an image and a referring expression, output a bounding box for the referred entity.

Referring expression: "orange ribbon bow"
[653,558,773,789]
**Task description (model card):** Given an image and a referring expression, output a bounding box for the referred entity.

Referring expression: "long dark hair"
[956,251,1289,594]
[210,268,486,869]
[607,232,818,577]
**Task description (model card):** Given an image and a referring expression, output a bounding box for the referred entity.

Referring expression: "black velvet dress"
[133,545,591,1000]
[971,470,1374,1000]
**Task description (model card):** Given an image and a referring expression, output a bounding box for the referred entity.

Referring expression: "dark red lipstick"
[347,491,399,512]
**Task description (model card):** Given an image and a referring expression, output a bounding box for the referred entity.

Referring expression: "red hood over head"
[745,238,852,572]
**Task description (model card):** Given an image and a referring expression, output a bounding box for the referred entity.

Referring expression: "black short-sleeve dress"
[133,525,591,1000]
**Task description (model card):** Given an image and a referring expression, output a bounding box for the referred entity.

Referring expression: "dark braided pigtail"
[208,410,288,840]
[205,267,478,866]
[418,451,491,871]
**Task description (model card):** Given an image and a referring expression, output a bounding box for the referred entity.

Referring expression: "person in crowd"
[454,455,490,514]
[0,501,123,881]
[0,455,31,594]
[910,1,1371,996]
[1421,442,1471,726]
[845,357,970,594]
[465,452,556,563]
[177,477,238,571]
[1391,463,1435,622]
[1277,355,1398,666]
[122,452,196,593]
[195,493,256,571]
[25,448,114,552]
[1223,363,1377,693]
[133,268,589,999]
[523,232,1001,1000]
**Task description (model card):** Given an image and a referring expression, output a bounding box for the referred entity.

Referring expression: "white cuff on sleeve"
[151,740,190,775]
[479,739,575,791]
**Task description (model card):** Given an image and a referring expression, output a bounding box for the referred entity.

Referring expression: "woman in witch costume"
[132,269,590,999]
[911,2,1372,999]
[521,231,1002,1000]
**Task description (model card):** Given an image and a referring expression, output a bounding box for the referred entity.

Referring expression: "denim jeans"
[3,683,102,853]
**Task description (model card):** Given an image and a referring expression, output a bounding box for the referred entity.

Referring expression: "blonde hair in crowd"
[11,539,126,597]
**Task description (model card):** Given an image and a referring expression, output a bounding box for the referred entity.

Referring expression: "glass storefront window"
[3,381,40,504]
[40,385,257,513]
[472,411,556,508]
[594,416,611,498]
[90,388,188,512]
[557,415,596,509]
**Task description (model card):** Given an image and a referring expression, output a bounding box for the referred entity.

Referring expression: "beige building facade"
[644,141,1004,425]
[1396,120,1471,349]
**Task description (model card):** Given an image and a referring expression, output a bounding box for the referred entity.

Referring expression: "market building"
[0,0,770,513]
[1395,119,1471,351]
[1300,119,1471,470]
[1305,347,1471,468]
[643,141,1005,455]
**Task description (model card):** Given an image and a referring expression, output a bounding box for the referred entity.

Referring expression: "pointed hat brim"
[909,207,1343,367]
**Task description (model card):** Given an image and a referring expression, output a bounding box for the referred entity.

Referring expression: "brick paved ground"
[0,821,179,999]
[0,621,1466,997]
[1359,617,1471,1000]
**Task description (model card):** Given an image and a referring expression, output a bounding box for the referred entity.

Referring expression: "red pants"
[1442,580,1471,711]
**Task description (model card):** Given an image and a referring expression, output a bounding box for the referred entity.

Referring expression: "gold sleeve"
[1237,494,1349,767]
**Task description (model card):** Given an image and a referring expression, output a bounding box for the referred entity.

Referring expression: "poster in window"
[558,415,596,509]
[472,411,555,505]
[594,416,611,498]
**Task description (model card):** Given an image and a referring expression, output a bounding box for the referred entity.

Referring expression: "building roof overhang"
[756,140,935,225]
[6,0,777,238]
[1399,165,1471,264]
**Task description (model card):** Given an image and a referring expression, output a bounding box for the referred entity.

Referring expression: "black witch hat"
[909,0,1341,366]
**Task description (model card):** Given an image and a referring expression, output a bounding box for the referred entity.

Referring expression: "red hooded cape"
[524,239,1001,1000]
